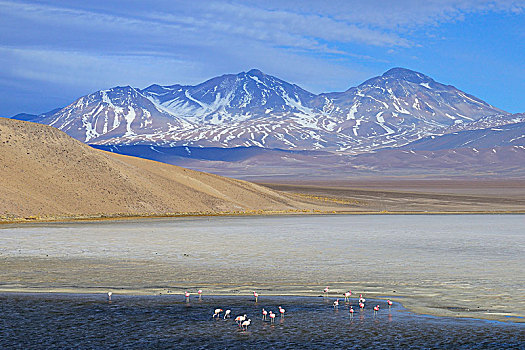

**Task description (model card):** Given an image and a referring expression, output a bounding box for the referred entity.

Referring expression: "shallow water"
[1,214,524,320]
[0,294,523,349]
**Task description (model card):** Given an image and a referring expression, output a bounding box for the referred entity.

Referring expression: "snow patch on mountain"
[14,68,509,153]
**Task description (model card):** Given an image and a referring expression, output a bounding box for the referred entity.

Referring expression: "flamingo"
[107,292,112,301]
[198,290,202,299]
[333,299,339,309]
[241,319,251,331]
[224,309,231,319]
[349,306,354,318]
[373,305,379,315]
[359,294,366,304]
[323,286,329,297]
[235,314,247,326]
[359,302,365,310]
[279,306,285,318]
[344,291,351,302]
[387,300,393,309]
[185,291,190,302]
[269,311,276,323]
[262,308,268,321]
[253,291,259,303]
[213,308,223,318]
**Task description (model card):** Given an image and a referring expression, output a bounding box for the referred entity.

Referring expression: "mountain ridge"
[89,113,525,180]
[12,67,508,153]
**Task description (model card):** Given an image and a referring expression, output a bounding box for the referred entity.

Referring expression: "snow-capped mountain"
[310,68,506,151]
[143,69,316,124]
[14,68,508,152]
[21,86,194,144]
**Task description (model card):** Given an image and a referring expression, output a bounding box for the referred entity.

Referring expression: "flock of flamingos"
[99,287,392,331]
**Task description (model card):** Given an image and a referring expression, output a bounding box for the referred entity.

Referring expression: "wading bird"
[269,311,276,323]
[213,308,223,318]
[253,291,259,303]
[333,299,339,309]
[235,314,247,326]
[344,291,351,302]
[241,319,251,331]
[349,306,354,317]
[323,287,329,297]
[279,306,285,318]
[107,292,112,301]
[224,310,231,319]
[185,291,190,302]
[373,305,380,315]
[387,300,392,309]
[262,308,268,321]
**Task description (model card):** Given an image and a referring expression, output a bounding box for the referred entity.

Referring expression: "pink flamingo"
[107,292,112,301]
[344,291,351,302]
[279,306,285,318]
[387,300,393,309]
[359,302,365,310]
[333,299,339,309]
[349,306,354,318]
[253,291,259,303]
[185,291,190,302]
[235,314,247,326]
[198,290,202,299]
[241,319,251,331]
[213,308,223,318]
[262,308,268,321]
[359,294,366,304]
[269,311,276,323]
[224,309,231,319]
[374,305,380,315]
[323,286,329,297]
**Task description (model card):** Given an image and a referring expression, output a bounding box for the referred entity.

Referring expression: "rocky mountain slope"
[0,118,334,220]
[13,68,506,153]
[398,117,525,151]
[88,113,525,180]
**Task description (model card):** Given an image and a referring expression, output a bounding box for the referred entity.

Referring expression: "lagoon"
[1,294,524,349]
[1,215,524,322]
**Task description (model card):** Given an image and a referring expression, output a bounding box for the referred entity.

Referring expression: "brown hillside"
[0,118,326,220]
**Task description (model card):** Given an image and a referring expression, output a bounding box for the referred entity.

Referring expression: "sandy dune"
[0,118,332,221]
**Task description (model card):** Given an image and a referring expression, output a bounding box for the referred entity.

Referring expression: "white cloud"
[0,46,200,89]
[0,0,523,113]
[2,0,521,59]
[247,0,524,28]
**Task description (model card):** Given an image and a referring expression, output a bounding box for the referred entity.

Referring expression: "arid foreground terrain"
[0,118,344,222]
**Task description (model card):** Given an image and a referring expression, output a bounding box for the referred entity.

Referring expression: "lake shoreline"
[3,291,523,349]
[2,215,523,326]
[2,209,525,225]
[0,286,523,324]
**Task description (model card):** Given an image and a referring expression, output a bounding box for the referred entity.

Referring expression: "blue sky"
[1,0,523,116]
